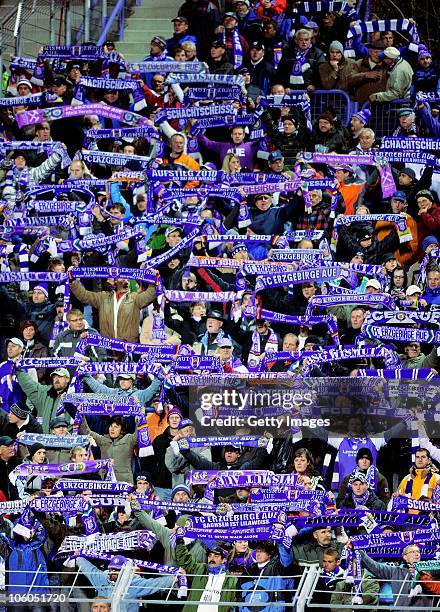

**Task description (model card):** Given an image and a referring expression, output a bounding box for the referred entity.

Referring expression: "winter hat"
[318,110,334,125]
[178,418,194,430]
[282,114,296,125]
[423,235,439,250]
[167,406,183,421]
[17,78,32,89]
[9,403,30,420]
[304,336,321,347]
[329,40,344,53]
[151,36,167,50]
[352,109,371,125]
[28,443,45,459]
[418,44,432,59]
[399,167,416,181]
[108,555,127,570]
[231,243,248,257]
[33,283,49,297]
[382,252,397,264]
[117,373,136,380]
[172,484,191,499]
[416,189,435,202]
[357,230,373,243]
[136,472,152,483]
[356,447,373,463]
[349,471,368,485]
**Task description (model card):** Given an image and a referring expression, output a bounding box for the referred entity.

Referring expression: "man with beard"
[175,541,238,608]
[15,367,71,433]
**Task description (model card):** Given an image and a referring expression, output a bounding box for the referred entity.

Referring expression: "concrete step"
[116,0,182,59]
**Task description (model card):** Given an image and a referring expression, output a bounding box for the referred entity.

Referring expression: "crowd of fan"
[0,0,440,610]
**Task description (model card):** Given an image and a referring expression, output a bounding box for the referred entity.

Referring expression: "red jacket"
[419,203,440,233]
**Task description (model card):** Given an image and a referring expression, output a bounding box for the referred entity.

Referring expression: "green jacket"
[134,510,207,566]
[398,353,426,369]
[175,542,237,612]
[330,573,379,611]
[16,370,66,433]
[375,58,413,102]
[292,540,345,567]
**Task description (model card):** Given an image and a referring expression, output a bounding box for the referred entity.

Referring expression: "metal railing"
[3,567,440,609]
[290,89,358,127]
[361,98,413,138]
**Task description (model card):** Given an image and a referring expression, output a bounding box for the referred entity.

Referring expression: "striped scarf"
[290,45,312,85]
[345,19,420,57]
[223,29,244,69]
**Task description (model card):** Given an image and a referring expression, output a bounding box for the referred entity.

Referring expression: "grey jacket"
[360,551,433,608]
[165,444,212,488]
[52,324,106,360]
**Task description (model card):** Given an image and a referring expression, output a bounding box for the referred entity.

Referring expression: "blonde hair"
[221,153,241,173]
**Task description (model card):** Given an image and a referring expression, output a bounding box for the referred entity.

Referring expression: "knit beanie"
[352,108,371,126]
[329,40,344,54]
[318,110,334,125]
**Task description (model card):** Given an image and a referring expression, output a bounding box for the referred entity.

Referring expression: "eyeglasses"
[407,344,420,349]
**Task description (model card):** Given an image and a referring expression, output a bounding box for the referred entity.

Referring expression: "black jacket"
[148,426,175,488]
[0,410,43,439]
[0,456,20,500]
[274,45,325,88]
[339,490,387,510]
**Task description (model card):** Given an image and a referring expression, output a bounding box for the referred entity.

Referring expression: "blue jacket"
[417,102,440,137]
[83,376,161,407]
[23,301,56,345]
[0,360,24,411]
[77,557,176,612]
[1,526,49,594]
[248,196,299,235]
[240,557,292,612]
[424,286,440,305]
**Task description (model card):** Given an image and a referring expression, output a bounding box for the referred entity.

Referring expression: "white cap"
[382,46,400,60]
[8,337,24,349]
[406,285,422,296]
[365,279,381,290]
